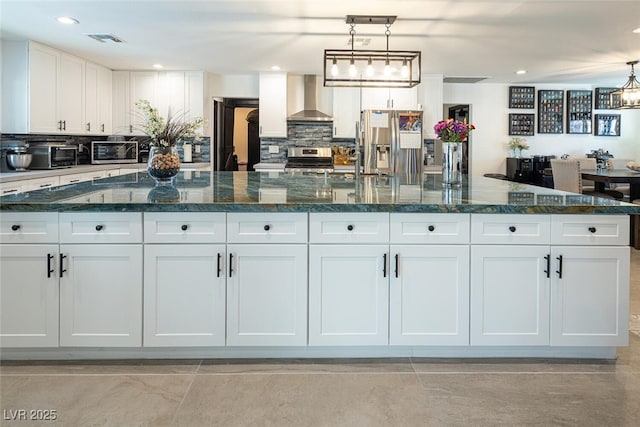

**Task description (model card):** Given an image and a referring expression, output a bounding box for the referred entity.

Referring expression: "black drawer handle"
[509,226,516,232]
[347,224,354,231]
[588,226,596,233]
[11,224,20,231]
[181,224,189,231]
[264,224,270,231]
[95,225,104,231]
[428,225,435,232]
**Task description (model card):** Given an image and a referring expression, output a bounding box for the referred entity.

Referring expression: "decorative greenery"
[433,118,476,142]
[508,137,530,151]
[135,99,204,148]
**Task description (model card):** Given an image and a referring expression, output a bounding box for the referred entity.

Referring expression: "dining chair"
[550,159,623,200]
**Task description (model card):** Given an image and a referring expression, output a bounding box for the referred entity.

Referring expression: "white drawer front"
[390,213,470,244]
[471,214,550,245]
[60,212,142,243]
[227,212,307,243]
[309,213,389,243]
[144,212,226,243]
[551,215,629,246]
[0,212,59,243]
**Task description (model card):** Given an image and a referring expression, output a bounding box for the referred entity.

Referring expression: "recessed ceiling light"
[633,27,640,34]
[153,64,163,69]
[271,65,281,71]
[57,16,79,25]
[515,69,527,75]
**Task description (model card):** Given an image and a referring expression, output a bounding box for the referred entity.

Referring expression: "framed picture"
[594,114,621,136]
[594,87,622,109]
[508,113,534,136]
[509,86,535,109]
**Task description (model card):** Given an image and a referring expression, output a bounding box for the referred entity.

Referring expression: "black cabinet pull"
[383,253,387,277]
[428,225,435,232]
[588,226,596,233]
[263,224,270,231]
[544,254,550,278]
[59,254,67,278]
[556,255,563,279]
[509,226,517,232]
[395,254,399,278]
[11,224,20,231]
[95,224,104,231]
[217,253,222,278]
[347,224,354,231]
[181,224,189,231]
[47,254,54,278]
[229,253,234,278]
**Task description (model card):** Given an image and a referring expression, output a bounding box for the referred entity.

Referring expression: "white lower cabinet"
[309,245,389,346]
[550,246,629,347]
[59,244,142,347]
[0,244,59,347]
[390,245,470,346]
[226,244,307,346]
[144,244,226,346]
[470,245,551,346]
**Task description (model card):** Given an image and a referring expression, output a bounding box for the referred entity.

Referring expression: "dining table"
[581,168,640,202]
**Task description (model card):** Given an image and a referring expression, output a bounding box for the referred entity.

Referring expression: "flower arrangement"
[135,99,204,148]
[433,118,475,142]
[508,137,530,152]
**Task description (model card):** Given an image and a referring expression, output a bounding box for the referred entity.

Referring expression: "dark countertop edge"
[2,203,639,214]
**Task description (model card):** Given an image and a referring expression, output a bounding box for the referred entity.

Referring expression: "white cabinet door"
[0,245,59,347]
[332,87,360,138]
[144,244,226,347]
[57,53,85,134]
[28,43,58,133]
[112,71,132,135]
[59,244,143,347]
[470,245,551,346]
[309,244,389,346]
[550,246,629,347]
[389,245,470,346]
[259,72,287,137]
[226,244,307,346]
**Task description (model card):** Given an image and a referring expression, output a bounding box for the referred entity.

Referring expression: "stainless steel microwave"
[91,140,138,164]
[28,144,78,169]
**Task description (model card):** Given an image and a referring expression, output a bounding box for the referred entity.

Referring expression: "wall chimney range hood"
[287,75,333,122]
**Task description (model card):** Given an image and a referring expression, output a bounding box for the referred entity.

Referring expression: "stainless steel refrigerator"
[360,109,423,176]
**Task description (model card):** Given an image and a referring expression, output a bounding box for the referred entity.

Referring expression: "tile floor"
[1,250,639,426]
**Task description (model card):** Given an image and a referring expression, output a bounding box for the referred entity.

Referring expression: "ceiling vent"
[443,76,489,83]
[86,34,125,43]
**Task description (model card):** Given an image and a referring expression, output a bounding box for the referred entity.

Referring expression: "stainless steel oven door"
[91,141,138,164]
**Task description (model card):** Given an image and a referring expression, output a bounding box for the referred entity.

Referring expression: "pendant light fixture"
[611,60,640,109]
[323,15,421,88]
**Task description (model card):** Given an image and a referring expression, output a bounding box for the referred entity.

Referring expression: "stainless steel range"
[285,147,333,173]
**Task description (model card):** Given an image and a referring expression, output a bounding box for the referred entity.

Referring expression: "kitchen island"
[1,171,639,360]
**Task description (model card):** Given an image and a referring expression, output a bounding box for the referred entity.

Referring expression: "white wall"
[444,83,640,177]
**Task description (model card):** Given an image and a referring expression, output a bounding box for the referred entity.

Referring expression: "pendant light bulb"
[401,59,409,78]
[349,59,357,77]
[366,58,374,77]
[331,58,338,77]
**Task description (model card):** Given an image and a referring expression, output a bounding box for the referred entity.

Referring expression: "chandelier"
[323,15,421,88]
[610,60,640,109]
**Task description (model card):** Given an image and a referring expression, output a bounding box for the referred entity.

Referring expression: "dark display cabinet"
[594,87,622,110]
[508,113,535,136]
[537,90,563,134]
[509,86,535,109]
[566,90,592,134]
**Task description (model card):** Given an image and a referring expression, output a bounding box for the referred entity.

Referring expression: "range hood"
[287,75,333,122]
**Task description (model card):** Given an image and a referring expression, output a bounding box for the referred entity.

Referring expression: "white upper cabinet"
[259,72,288,138]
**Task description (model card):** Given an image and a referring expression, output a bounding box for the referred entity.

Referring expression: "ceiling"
[1,0,639,86]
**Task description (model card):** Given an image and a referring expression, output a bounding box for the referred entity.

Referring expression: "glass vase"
[441,141,462,186]
[147,146,180,184]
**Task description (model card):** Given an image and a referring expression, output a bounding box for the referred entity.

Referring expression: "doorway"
[212,98,259,171]
[445,104,471,174]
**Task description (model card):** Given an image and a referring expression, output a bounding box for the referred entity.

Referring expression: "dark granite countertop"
[1,171,639,214]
